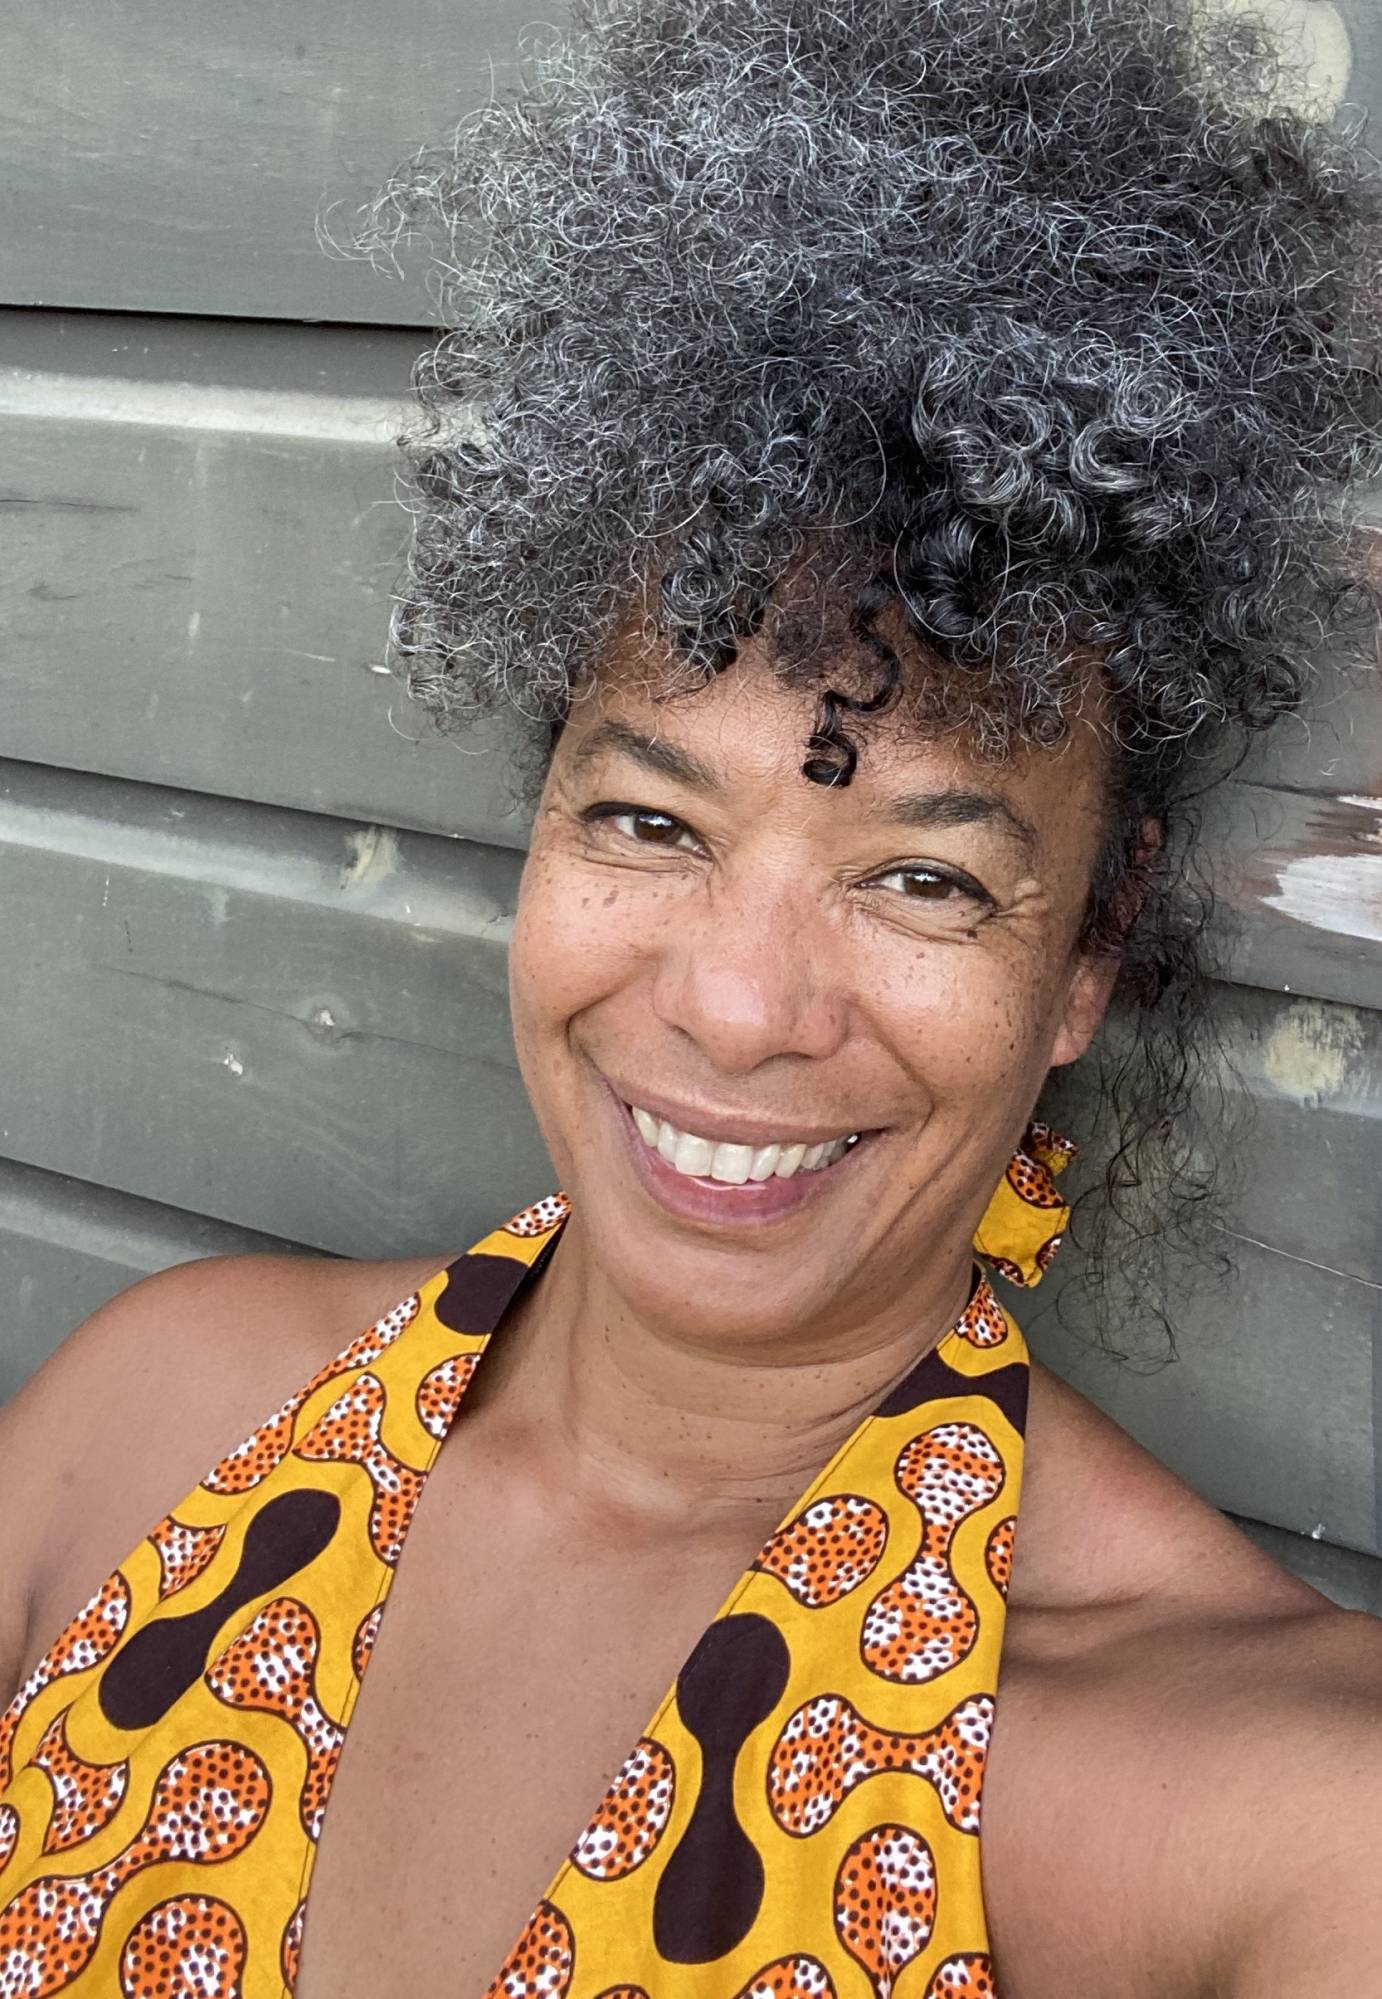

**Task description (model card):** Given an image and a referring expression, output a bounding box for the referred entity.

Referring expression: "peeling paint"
[1264,852,1382,946]
[1341,797,1382,846]
[1216,0,1352,113]
[1261,998,1365,1105]
[339,824,401,892]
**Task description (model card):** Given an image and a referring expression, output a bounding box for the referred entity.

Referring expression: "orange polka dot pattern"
[118,1893,247,1998]
[0,1125,1072,1996]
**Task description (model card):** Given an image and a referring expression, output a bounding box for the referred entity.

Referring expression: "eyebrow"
[876,789,1039,860]
[574,720,1039,858]
[572,720,723,791]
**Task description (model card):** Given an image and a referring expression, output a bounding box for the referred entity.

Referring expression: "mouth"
[603,1082,876,1228]
[628,1103,860,1184]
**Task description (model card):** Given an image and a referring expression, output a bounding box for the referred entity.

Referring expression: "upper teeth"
[629,1106,859,1184]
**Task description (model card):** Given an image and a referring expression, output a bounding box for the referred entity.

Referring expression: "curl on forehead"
[561,555,1118,813]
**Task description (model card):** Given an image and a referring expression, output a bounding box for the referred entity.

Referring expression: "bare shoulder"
[984,1361,1382,1998]
[1014,1357,1323,1619]
[0,1246,450,1701]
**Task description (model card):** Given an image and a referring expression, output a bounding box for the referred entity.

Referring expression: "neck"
[474,1216,975,1524]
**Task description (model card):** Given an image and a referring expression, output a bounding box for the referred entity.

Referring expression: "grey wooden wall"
[1,1,1379,1611]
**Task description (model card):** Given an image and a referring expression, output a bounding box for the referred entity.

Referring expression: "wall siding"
[1,0,1379,1614]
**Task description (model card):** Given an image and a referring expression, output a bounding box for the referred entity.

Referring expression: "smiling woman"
[511,657,1116,1360]
[2,1,1382,1996]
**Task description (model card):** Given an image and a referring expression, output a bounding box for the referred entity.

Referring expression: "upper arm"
[1220,1617,1382,1996]
[0,1253,341,1704]
[1227,1795,1382,1995]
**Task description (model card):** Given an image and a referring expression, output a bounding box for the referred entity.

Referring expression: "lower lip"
[608,1089,870,1229]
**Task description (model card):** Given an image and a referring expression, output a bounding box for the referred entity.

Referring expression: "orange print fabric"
[0,1127,1072,1997]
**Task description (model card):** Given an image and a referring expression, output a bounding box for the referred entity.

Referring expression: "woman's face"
[509,642,1118,1353]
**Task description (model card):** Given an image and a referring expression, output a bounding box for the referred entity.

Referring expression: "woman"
[1,0,1380,1993]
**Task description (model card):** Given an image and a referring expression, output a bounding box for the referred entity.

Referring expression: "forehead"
[558,643,1114,842]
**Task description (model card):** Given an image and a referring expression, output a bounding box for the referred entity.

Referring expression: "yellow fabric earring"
[972,1120,1076,1287]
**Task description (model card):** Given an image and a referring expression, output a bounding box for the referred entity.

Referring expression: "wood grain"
[0,0,530,325]
[0,311,531,849]
[0,1157,314,1404]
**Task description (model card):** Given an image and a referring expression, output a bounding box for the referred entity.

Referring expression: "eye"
[585,803,701,852]
[868,864,993,908]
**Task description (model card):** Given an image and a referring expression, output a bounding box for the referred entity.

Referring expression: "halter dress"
[0,1124,1073,1999]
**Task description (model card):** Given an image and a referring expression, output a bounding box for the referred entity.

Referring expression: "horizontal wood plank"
[1030,979,1382,1555]
[2,2,1379,325]
[1210,777,1382,1010]
[0,311,531,848]
[1027,1237,1379,1556]
[1230,1515,1382,1616]
[0,757,550,1258]
[0,0,532,324]
[0,1158,316,1404]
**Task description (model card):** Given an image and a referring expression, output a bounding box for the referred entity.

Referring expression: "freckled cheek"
[868,950,1050,1101]
[510,861,655,1044]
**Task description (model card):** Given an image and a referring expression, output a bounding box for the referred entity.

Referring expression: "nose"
[649,860,849,1073]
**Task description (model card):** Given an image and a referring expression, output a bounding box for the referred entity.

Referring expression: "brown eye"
[587,804,701,852]
[900,870,956,900]
[870,864,992,909]
[627,811,685,845]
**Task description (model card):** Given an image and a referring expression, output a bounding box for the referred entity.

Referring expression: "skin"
[1,639,1380,1997]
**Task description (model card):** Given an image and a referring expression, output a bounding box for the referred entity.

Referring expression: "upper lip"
[606,1080,872,1150]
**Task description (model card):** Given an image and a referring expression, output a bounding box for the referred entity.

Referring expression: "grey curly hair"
[354,0,1382,1350]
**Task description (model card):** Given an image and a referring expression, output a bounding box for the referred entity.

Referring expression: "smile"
[627,1104,861,1184]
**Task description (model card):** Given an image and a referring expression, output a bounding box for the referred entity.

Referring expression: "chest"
[0,1297,1036,1999]
[295,1451,775,1999]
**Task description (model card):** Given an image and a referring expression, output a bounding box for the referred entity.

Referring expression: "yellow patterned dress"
[0,1125,1073,1999]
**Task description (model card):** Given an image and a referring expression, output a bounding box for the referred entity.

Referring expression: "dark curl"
[354,0,1382,1349]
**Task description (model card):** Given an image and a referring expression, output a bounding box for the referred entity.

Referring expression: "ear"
[1047,814,1161,1068]
[1048,948,1120,1068]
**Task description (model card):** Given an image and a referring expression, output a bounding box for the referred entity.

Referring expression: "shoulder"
[1204,1605,1382,1995]
[985,1361,1382,1997]
[1014,1357,1323,1616]
[0,1247,450,1701]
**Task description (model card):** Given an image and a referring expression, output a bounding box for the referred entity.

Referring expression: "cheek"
[509,851,647,1055]
[864,934,1058,1106]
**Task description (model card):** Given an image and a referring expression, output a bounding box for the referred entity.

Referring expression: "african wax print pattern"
[0,1129,1071,1998]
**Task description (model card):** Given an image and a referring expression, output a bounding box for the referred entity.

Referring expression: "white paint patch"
[1261,998,1365,1105]
[1265,852,1382,946]
[0,370,409,446]
[1215,0,1352,113]
[339,825,401,892]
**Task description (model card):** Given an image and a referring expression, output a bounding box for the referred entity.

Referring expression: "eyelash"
[582,803,995,910]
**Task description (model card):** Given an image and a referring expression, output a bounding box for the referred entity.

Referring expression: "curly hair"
[352,0,1382,1352]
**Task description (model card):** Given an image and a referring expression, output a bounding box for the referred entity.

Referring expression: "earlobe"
[1048,951,1120,1069]
[1049,820,1157,1067]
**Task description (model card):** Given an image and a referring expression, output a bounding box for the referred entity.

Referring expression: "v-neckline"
[294,1205,1026,1999]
